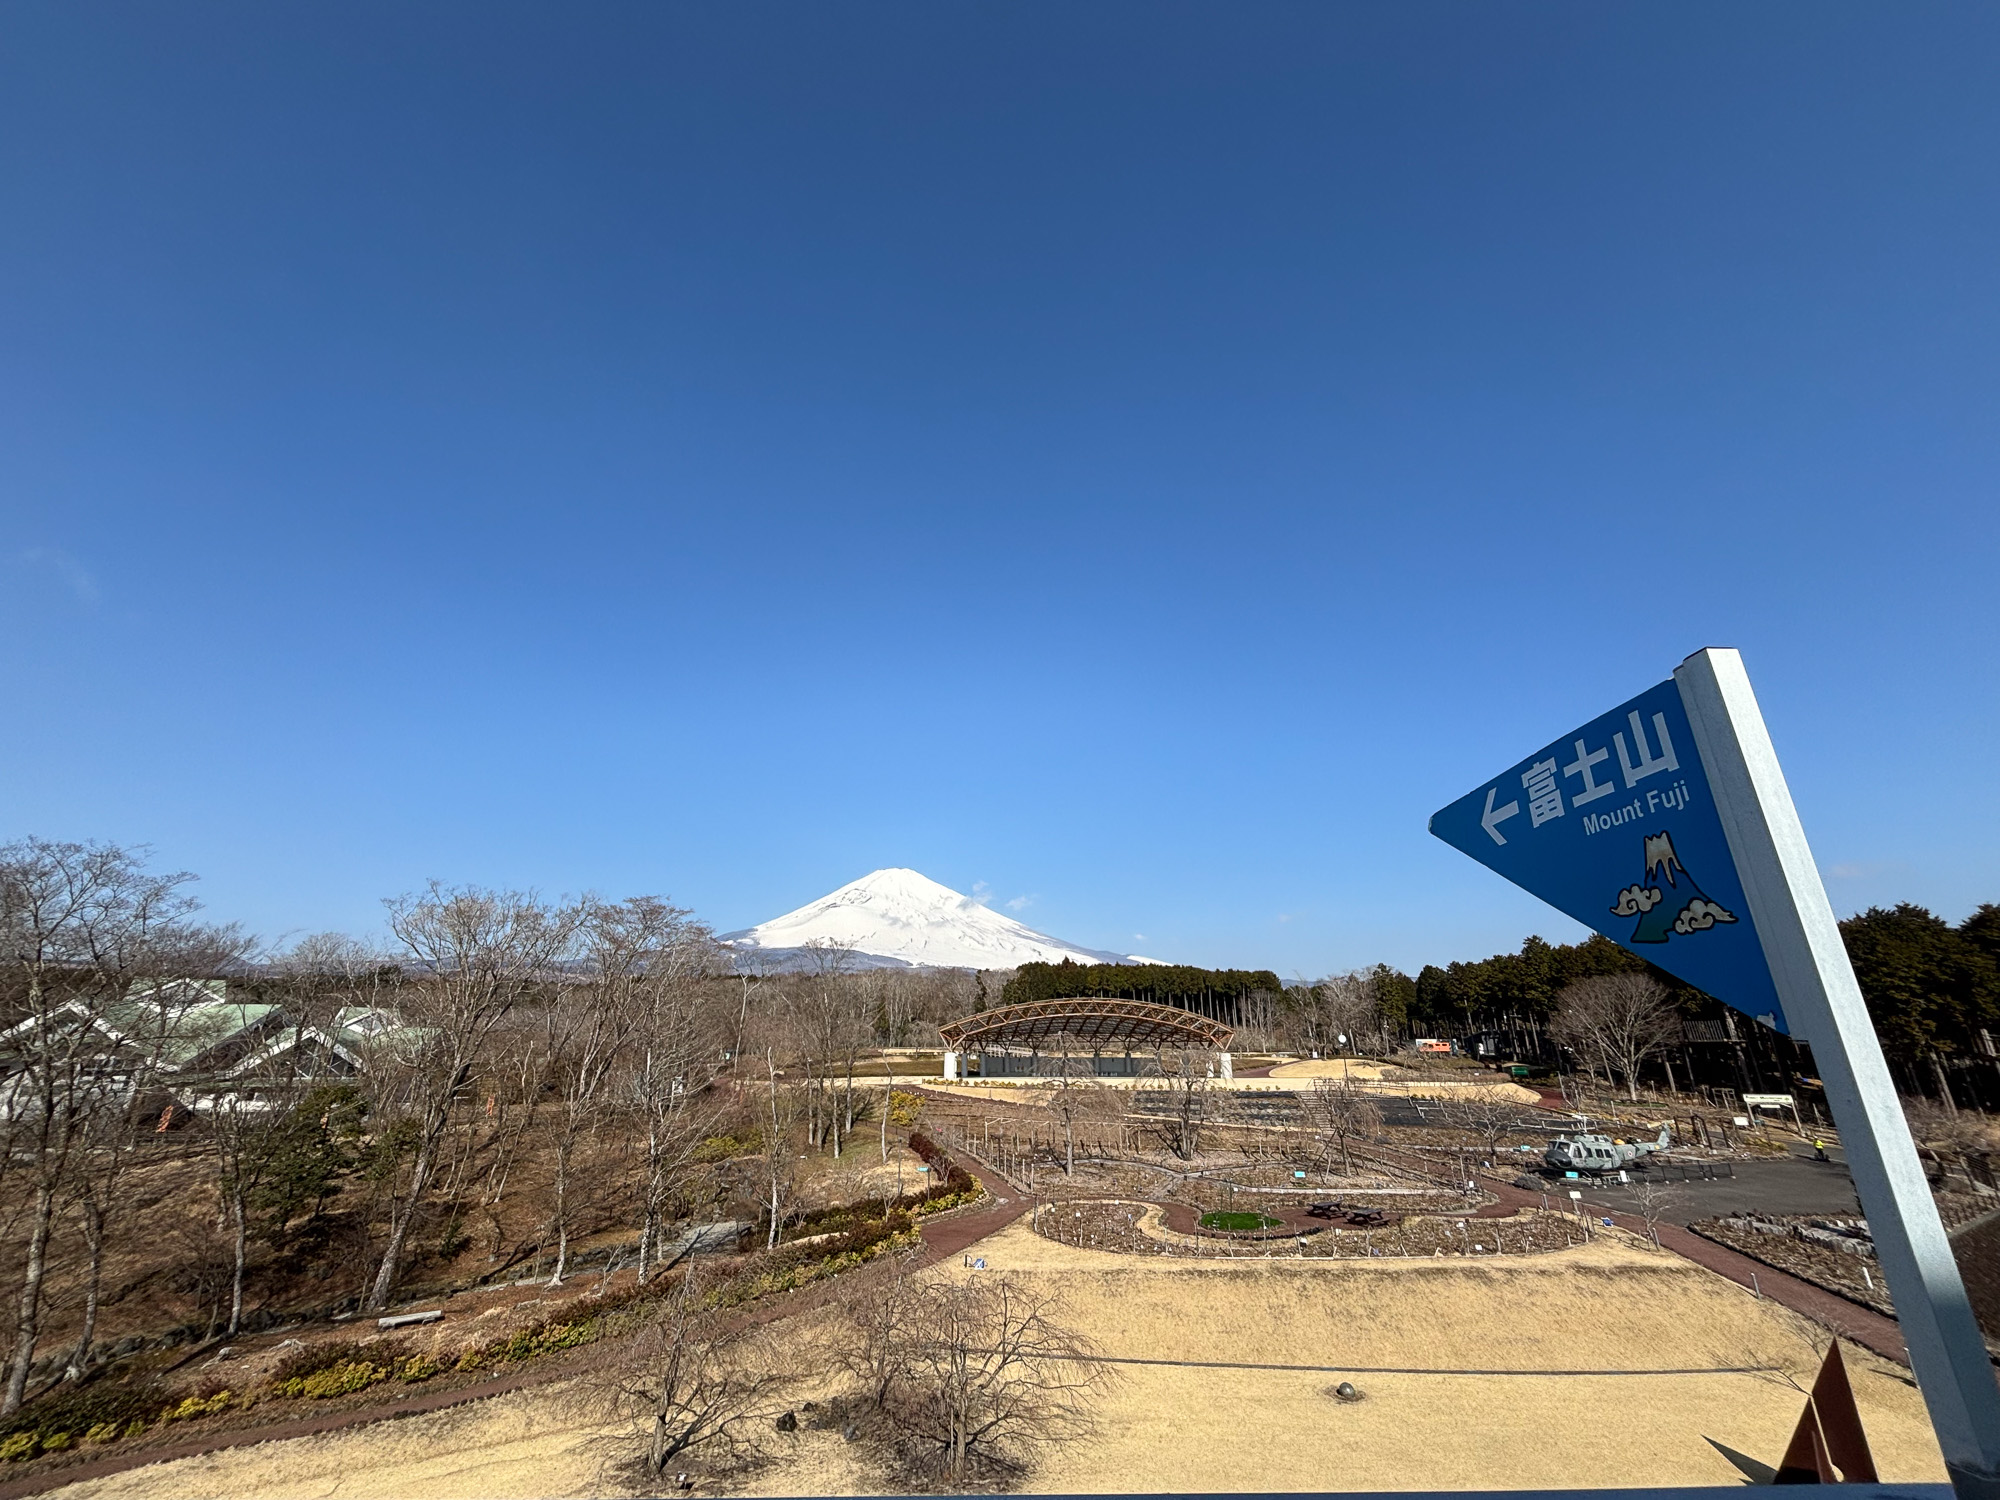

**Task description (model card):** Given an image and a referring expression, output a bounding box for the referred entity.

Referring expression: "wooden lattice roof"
[937,996,1234,1053]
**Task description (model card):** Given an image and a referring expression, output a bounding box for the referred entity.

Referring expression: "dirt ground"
[46,1211,1950,1498]
[1266,1059,1400,1080]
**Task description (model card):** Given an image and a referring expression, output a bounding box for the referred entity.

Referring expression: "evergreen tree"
[1838,904,2000,1071]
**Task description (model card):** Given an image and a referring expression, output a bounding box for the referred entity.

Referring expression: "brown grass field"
[47,1222,1948,1498]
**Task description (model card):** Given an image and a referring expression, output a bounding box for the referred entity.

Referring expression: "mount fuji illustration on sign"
[719,868,1140,972]
[1617,830,1738,945]
[1429,676,1786,1033]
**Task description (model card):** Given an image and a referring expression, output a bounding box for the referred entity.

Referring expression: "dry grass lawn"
[50,1221,1947,1498]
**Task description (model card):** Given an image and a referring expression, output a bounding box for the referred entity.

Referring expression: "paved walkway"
[916,1152,1034,1261]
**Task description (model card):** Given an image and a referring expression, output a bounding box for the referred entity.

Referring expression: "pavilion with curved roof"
[937,996,1235,1078]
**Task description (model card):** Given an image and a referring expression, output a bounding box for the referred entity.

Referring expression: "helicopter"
[1545,1124,1671,1174]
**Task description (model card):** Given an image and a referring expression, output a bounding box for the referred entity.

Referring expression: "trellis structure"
[939,996,1235,1066]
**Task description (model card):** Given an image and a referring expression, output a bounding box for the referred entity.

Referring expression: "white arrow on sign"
[1480,786,1520,846]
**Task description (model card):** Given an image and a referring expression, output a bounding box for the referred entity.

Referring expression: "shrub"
[711,1225,923,1308]
[904,1132,980,1211]
[0,1380,166,1457]
[161,1391,233,1422]
[269,1339,379,1386]
[913,1181,982,1216]
[274,1362,388,1400]
[692,1130,761,1163]
[888,1090,924,1126]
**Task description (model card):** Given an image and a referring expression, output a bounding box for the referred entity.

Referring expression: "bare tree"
[788,940,868,1156]
[833,1250,923,1410]
[1286,971,1383,1058]
[1043,1049,1117,1177]
[1284,978,1339,1058]
[1622,1174,1684,1243]
[206,1088,279,1339]
[187,941,357,1340]
[1431,1086,1527,1162]
[759,1047,804,1249]
[1147,1046,1223,1162]
[1549,973,1679,1102]
[600,898,729,1283]
[537,969,634,1285]
[0,838,219,1415]
[61,959,249,1378]
[360,884,584,1311]
[1297,1077,1381,1176]
[615,1269,788,1475]
[533,897,719,1283]
[876,1275,1112,1483]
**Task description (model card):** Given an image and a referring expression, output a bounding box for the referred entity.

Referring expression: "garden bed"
[1033,1200,1587,1259]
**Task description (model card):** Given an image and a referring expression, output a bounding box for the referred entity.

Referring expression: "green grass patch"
[1198,1210,1282,1232]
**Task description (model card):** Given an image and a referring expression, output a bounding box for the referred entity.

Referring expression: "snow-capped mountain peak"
[719,868,1133,972]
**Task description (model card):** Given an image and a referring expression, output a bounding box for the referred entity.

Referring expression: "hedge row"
[904,1132,982,1213]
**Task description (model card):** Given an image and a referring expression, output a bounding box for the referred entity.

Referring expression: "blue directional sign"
[1429,676,1787,1033]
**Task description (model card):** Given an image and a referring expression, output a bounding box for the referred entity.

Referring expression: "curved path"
[915,1150,1035,1260]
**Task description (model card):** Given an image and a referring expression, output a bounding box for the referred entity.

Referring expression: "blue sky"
[4,3,1997,974]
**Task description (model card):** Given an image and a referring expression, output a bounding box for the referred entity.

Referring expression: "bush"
[888,1090,924,1127]
[0,1380,167,1458]
[274,1362,387,1400]
[161,1391,234,1422]
[692,1130,761,1163]
[710,1225,923,1308]
[269,1339,380,1386]
[905,1133,980,1210]
[264,1337,438,1398]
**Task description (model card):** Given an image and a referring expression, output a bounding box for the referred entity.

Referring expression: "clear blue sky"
[4,3,1997,975]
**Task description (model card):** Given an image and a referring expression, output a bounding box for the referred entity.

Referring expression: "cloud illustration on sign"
[1611,884,1663,917]
[1672,898,1737,935]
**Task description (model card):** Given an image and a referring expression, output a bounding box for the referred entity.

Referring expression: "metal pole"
[1677,647,2000,1500]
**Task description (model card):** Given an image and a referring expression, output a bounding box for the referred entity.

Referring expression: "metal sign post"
[1676,648,2000,1500]
[1430,648,2000,1499]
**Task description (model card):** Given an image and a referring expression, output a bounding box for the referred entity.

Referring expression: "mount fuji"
[719,869,1140,973]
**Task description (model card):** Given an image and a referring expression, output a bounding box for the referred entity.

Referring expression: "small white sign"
[1742,1093,1794,1108]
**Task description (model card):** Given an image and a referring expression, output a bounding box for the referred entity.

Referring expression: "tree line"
[1349,903,2000,1105]
[1000,960,1284,1015]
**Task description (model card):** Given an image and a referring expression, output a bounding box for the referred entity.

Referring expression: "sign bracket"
[1675,648,2000,1500]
